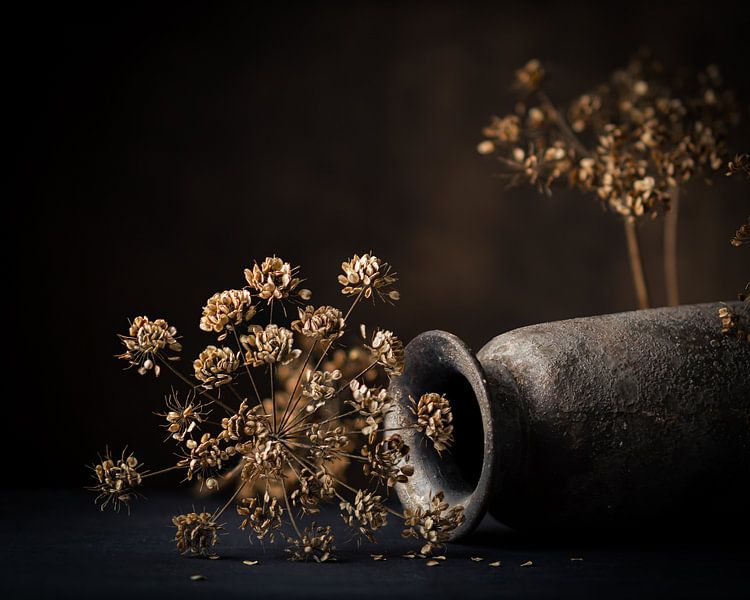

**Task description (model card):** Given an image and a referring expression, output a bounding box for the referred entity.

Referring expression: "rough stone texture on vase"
[386,302,750,539]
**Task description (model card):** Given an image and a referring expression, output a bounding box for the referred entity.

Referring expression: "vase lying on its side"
[386,302,750,539]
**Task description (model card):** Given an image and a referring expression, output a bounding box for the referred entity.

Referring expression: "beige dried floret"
[88,449,143,512]
[242,324,301,367]
[292,305,345,341]
[173,512,223,555]
[410,392,454,453]
[338,253,399,301]
[200,289,256,340]
[284,524,335,562]
[193,345,241,388]
[401,491,465,556]
[158,390,208,442]
[340,490,388,542]
[367,328,405,376]
[117,316,182,376]
[237,492,284,542]
[244,256,303,303]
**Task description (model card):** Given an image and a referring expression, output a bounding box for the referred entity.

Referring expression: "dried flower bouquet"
[88,253,464,561]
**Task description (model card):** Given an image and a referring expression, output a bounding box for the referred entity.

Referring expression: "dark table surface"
[1,490,748,599]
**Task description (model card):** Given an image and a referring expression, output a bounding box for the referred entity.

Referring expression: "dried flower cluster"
[402,491,465,556]
[479,53,740,218]
[721,157,749,341]
[95,254,462,563]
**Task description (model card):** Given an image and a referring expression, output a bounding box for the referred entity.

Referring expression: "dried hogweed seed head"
[87,449,143,512]
[401,491,465,556]
[172,512,223,555]
[218,400,269,442]
[367,328,405,376]
[292,305,345,341]
[410,393,454,453]
[193,345,241,388]
[158,390,208,442]
[338,253,398,301]
[200,289,256,340]
[362,434,414,487]
[291,467,336,514]
[515,59,545,92]
[340,490,388,542]
[244,256,302,303]
[730,216,750,248]
[239,438,286,482]
[178,432,236,484]
[116,316,182,376]
[241,324,301,367]
[237,492,284,542]
[284,523,335,562]
[349,381,393,442]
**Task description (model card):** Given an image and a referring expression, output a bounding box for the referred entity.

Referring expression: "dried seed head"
[340,490,388,542]
[244,256,302,303]
[200,289,256,340]
[366,328,405,376]
[218,400,270,442]
[730,216,750,248]
[237,491,284,542]
[719,305,750,343]
[116,316,182,376]
[292,305,345,341]
[301,369,342,406]
[410,393,454,453]
[291,467,336,513]
[726,153,750,178]
[239,438,286,482]
[172,512,223,555]
[338,253,398,301]
[401,491,465,556]
[284,523,335,562]
[193,345,241,388]
[307,424,349,461]
[515,59,545,92]
[362,434,413,487]
[158,389,208,442]
[349,382,393,442]
[178,432,236,485]
[241,324,301,367]
[87,449,143,512]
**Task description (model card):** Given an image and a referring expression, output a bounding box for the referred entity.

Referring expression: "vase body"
[386,302,750,539]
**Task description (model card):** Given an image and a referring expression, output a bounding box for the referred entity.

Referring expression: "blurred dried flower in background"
[117,316,182,376]
[515,58,545,92]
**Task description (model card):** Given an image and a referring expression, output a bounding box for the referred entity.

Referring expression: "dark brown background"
[12,1,749,486]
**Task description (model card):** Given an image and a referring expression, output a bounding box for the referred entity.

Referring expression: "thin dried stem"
[141,465,183,480]
[278,340,319,432]
[215,479,248,519]
[664,187,680,306]
[623,219,651,309]
[232,328,264,410]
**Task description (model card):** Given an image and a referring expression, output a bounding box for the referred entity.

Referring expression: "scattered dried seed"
[521,560,533,567]
[433,555,446,561]
[371,554,386,561]
[242,560,259,566]
[426,560,440,567]
[470,557,484,562]
[403,552,417,559]
[190,575,206,581]
[208,555,220,560]
[570,557,583,561]
[489,561,502,567]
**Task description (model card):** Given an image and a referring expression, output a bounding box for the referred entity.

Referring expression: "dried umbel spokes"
[244,256,305,303]
[284,524,335,562]
[242,324,301,367]
[94,252,465,562]
[401,492,466,556]
[339,253,399,302]
[237,492,284,542]
[362,434,414,487]
[340,490,388,542]
[200,289,256,340]
[87,450,143,512]
[410,392,455,453]
[159,390,207,442]
[292,305,345,341]
[117,316,182,376]
[173,512,223,555]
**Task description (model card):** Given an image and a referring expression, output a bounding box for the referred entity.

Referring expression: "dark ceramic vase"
[386,302,750,539]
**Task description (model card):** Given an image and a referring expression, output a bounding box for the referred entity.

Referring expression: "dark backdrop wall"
[12,1,749,487]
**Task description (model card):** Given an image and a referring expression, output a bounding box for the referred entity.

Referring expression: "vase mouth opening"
[386,330,498,540]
